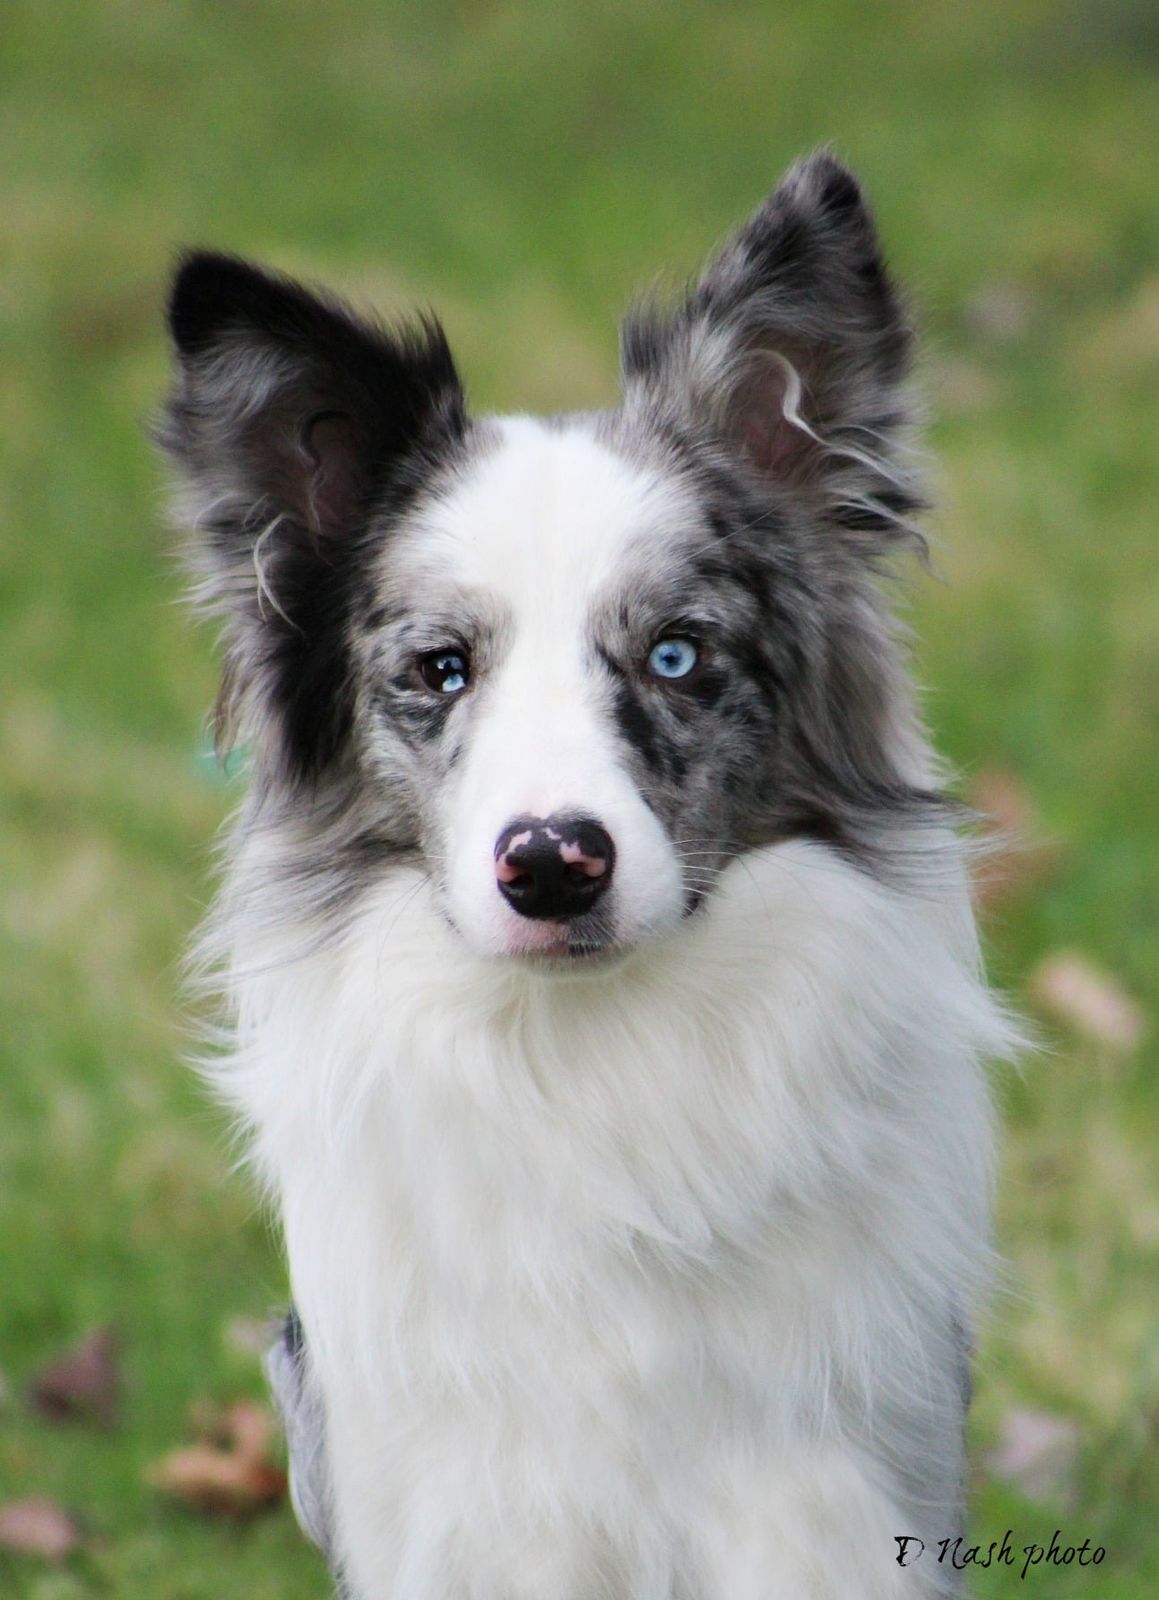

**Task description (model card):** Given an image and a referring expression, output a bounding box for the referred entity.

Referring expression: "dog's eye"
[647,637,699,680]
[417,649,470,695]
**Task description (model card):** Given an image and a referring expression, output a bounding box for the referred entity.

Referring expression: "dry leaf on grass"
[968,768,1061,909]
[986,1408,1080,1507]
[149,1442,287,1515]
[28,1325,120,1427]
[1031,952,1147,1051]
[148,1398,286,1517]
[186,1396,276,1457]
[216,1397,276,1461]
[0,1498,83,1562]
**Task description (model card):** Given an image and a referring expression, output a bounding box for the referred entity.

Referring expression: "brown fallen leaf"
[148,1397,286,1518]
[0,1498,83,1561]
[148,1440,287,1516]
[1030,951,1147,1051]
[28,1325,120,1427]
[968,767,1062,910]
[986,1407,1080,1507]
[223,1398,277,1461]
[186,1396,275,1454]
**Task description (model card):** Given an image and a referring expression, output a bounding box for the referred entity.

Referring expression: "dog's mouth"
[566,940,610,960]
[517,936,635,977]
[510,927,621,966]
[438,895,629,966]
[492,908,640,970]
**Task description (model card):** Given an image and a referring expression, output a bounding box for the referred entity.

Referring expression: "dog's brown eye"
[417,649,470,695]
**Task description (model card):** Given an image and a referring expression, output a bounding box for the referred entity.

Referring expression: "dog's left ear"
[621,153,923,546]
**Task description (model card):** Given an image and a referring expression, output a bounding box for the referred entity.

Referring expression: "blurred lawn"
[1,2,1156,1595]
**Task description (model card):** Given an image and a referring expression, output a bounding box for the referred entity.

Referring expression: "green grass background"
[1,1,1156,1594]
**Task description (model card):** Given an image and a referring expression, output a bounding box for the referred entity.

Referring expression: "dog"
[159,152,1013,1599]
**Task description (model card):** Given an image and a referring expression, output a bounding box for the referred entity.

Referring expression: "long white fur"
[202,423,1012,1599]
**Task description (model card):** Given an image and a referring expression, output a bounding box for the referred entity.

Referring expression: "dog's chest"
[282,1070,767,1389]
[260,918,902,1450]
[280,1098,818,1597]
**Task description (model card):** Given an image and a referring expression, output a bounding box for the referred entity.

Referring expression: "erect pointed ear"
[161,250,467,553]
[157,251,467,778]
[621,153,924,546]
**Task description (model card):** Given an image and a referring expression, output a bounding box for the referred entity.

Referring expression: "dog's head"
[160,153,939,963]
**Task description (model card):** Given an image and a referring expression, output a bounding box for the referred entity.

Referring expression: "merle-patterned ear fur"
[621,153,924,550]
[158,251,466,781]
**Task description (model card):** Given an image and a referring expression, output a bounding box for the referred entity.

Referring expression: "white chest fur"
[216,841,1004,1599]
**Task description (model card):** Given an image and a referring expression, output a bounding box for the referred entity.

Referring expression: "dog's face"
[161,154,935,963]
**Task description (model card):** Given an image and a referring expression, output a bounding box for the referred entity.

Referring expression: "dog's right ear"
[157,252,466,777]
[160,249,467,570]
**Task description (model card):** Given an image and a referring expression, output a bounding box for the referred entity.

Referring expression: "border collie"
[159,153,1012,1599]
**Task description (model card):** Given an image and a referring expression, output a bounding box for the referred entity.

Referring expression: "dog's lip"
[496,914,616,961]
[507,932,629,971]
[519,942,634,978]
[438,903,626,966]
[519,938,614,963]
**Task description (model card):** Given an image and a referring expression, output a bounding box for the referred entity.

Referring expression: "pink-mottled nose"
[494,813,615,921]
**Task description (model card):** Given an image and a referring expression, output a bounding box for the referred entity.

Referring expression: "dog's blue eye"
[647,637,699,680]
[418,650,470,695]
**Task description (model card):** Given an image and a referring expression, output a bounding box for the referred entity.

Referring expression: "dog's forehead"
[398,415,695,603]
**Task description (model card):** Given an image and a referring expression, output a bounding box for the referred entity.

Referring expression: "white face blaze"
[395,417,692,961]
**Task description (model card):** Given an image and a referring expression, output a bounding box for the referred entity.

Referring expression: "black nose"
[494,813,615,921]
